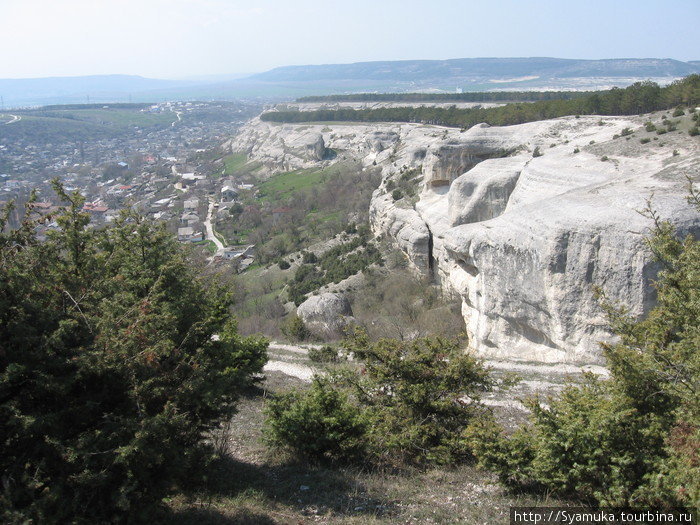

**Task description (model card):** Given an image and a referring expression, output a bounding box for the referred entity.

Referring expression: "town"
[1,100,266,269]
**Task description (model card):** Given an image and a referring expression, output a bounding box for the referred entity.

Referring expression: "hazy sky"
[2,0,699,79]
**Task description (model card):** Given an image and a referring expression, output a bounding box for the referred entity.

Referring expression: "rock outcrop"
[231,113,700,364]
[297,293,355,337]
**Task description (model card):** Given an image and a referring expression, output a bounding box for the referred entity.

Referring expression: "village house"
[177,227,204,243]
[180,212,200,226]
[183,198,199,211]
[220,184,238,201]
[222,244,255,260]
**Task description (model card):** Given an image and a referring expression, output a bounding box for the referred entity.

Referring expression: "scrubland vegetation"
[215,160,381,265]
[260,183,700,514]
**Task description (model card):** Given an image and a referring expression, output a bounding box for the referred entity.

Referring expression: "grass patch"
[194,239,218,254]
[223,152,249,175]
[25,108,176,128]
[5,107,176,142]
[257,168,327,201]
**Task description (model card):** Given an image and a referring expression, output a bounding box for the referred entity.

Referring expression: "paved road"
[4,114,21,124]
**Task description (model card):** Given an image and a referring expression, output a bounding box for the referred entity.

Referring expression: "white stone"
[297,293,355,337]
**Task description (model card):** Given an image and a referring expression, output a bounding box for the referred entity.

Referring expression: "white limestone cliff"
[230,114,700,364]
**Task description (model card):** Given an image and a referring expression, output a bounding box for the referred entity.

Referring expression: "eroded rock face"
[297,293,355,337]
[447,156,527,225]
[230,114,700,364]
[436,138,700,363]
[227,120,328,174]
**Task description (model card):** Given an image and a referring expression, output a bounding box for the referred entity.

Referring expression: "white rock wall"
[230,114,700,364]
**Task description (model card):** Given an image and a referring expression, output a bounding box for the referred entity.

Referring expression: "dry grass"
[167,370,567,524]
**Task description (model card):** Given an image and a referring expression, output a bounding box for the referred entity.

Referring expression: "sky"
[2,0,699,79]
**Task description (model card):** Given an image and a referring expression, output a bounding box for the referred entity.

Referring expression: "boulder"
[297,293,355,337]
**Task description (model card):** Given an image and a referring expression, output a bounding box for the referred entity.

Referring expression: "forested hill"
[261,76,700,128]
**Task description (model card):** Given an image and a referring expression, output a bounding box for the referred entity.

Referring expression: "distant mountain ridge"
[251,57,700,82]
[2,58,699,108]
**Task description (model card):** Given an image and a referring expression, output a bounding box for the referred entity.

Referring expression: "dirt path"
[263,341,609,419]
[204,200,225,254]
[263,360,316,381]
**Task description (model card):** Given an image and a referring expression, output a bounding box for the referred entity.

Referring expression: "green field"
[222,153,248,175]
[194,239,218,254]
[3,106,177,142]
[37,108,177,128]
[257,168,327,201]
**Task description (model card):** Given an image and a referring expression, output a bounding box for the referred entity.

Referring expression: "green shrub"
[601,155,609,161]
[645,121,657,132]
[620,127,633,136]
[264,377,369,464]
[342,331,495,466]
[308,345,343,363]
[532,146,542,157]
[672,107,685,117]
[302,251,318,264]
[573,147,580,154]
[281,315,310,341]
[467,378,672,505]
[266,331,496,467]
[640,138,651,144]
[392,188,404,201]
[278,259,291,270]
[689,126,699,137]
